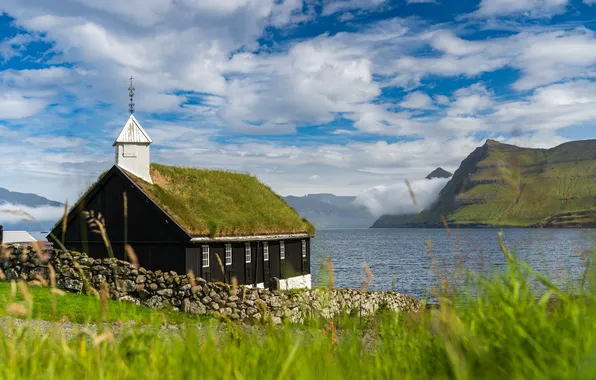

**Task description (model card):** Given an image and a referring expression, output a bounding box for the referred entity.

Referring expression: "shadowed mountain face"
[425,167,452,180]
[284,194,376,228]
[372,139,596,228]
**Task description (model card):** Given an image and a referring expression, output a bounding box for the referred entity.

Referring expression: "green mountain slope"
[372,139,596,228]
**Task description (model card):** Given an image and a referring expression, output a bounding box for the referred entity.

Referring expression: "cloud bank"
[0,204,65,225]
[354,178,450,217]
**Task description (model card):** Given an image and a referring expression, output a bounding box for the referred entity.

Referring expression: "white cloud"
[472,0,569,18]
[434,94,450,105]
[490,80,596,131]
[0,204,66,224]
[400,91,434,109]
[447,83,493,117]
[0,33,35,62]
[219,34,382,132]
[497,130,569,149]
[0,92,48,119]
[322,0,387,15]
[511,28,596,90]
[0,0,312,120]
[354,178,449,217]
[0,124,106,203]
[383,27,596,92]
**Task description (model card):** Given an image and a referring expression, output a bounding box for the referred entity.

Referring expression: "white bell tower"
[113,77,153,183]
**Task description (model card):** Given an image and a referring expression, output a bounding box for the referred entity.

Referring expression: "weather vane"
[128,76,135,114]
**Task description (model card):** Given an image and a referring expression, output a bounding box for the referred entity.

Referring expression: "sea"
[310,228,596,299]
[31,228,596,299]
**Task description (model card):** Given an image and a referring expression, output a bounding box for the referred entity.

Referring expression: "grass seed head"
[48,264,57,288]
[6,303,28,317]
[125,244,139,268]
[187,270,197,287]
[363,263,374,286]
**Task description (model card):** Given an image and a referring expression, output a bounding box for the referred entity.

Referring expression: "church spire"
[128,76,135,115]
[113,76,152,184]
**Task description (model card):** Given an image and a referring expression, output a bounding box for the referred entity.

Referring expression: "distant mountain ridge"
[372,139,596,228]
[284,193,376,228]
[0,187,63,208]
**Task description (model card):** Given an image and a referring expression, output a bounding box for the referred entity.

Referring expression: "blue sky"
[1,0,596,211]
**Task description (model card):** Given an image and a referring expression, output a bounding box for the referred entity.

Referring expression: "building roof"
[113,114,152,146]
[121,163,315,238]
[2,231,37,244]
[190,233,311,243]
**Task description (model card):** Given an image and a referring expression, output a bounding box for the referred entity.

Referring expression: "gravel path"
[0,316,377,349]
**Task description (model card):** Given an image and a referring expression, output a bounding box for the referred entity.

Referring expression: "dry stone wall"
[0,245,421,324]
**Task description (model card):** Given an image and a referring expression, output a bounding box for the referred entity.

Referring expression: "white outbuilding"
[1,230,37,245]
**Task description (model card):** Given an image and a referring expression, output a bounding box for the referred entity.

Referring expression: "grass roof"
[124,163,315,237]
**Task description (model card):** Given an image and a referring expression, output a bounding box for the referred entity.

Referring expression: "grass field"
[0,282,211,325]
[1,233,596,379]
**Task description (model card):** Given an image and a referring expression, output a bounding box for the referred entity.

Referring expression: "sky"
[1,0,596,207]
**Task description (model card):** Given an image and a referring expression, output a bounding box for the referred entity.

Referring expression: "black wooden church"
[48,88,314,289]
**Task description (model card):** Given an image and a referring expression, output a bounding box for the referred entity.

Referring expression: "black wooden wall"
[48,167,189,274]
[185,238,311,286]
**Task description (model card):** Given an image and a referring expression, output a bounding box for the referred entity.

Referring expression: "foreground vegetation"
[1,233,596,379]
[0,282,210,325]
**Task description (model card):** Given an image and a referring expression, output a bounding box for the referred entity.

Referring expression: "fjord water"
[310,228,595,298]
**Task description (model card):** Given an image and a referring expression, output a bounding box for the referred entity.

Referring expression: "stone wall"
[0,245,421,324]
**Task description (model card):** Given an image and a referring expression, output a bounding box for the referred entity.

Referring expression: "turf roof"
[122,163,315,237]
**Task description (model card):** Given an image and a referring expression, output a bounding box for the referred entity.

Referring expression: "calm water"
[310,228,596,298]
[31,229,595,299]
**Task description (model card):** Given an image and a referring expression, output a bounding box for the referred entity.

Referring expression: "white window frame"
[245,243,251,263]
[280,241,285,260]
[225,244,232,266]
[202,245,210,268]
[301,240,307,258]
[122,144,138,157]
[263,242,269,261]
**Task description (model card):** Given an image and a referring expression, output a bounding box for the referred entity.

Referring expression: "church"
[48,83,314,289]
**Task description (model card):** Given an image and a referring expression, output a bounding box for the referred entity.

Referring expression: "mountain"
[0,187,63,208]
[284,193,376,228]
[372,139,596,228]
[0,187,64,231]
[425,167,452,179]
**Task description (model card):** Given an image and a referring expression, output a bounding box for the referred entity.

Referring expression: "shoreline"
[369,223,596,229]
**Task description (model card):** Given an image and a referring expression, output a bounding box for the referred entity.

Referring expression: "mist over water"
[354,178,450,217]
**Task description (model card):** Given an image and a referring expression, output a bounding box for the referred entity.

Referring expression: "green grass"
[1,234,596,379]
[124,163,315,237]
[0,282,211,325]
